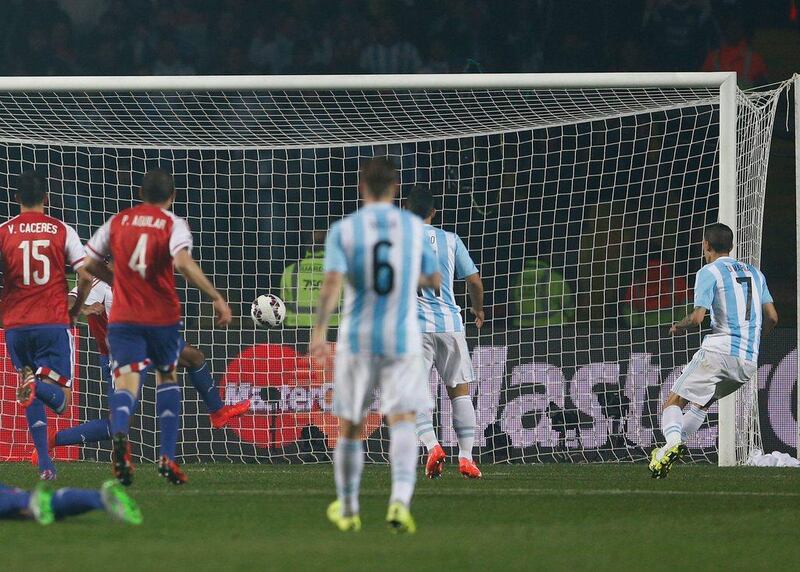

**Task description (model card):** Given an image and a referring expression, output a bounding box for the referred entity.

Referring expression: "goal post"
[0,72,786,467]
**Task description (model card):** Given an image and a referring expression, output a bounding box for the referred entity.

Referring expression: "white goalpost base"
[0,72,787,467]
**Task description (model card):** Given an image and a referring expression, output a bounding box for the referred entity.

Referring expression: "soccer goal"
[0,73,787,468]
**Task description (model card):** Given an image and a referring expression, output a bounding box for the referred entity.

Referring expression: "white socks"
[389,420,418,507]
[333,437,364,516]
[681,404,706,441]
[661,405,683,447]
[452,395,476,461]
[415,411,439,452]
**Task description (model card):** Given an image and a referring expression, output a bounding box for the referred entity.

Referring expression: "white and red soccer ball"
[250,294,286,328]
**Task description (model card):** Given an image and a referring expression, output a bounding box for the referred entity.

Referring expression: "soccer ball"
[250,294,286,328]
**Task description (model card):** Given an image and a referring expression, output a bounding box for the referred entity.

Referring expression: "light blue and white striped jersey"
[417,225,479,333]
[324,203,438,357]
[694,256,773,362]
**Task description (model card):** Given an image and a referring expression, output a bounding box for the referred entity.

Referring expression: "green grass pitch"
[2,461,799,571]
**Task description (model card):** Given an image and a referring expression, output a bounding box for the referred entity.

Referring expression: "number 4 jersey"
[694,256,773,363]
[325,203,438,357]
[0,212,85,329]
[86,204,192,326]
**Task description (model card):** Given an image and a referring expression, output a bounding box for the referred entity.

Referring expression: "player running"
[405,185,484,479]
[31,277,249,462]
[310,157,440,534]
[1,480,142,525]
[650,223,778,478]
[84,169,232,486]
[0,171,93,480]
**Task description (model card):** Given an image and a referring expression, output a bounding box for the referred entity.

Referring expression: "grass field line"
[138,487,800,498]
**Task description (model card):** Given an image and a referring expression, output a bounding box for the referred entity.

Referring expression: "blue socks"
[55,419,111,447]
[34,381,66,414]
[0,489,30,517]
[109,389,137,436]
[187,363,223,413]
[51,488,103,518]
[157,383,181,460]
[25,399,54,472]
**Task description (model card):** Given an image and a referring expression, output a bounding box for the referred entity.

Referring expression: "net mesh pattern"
[0,79,785,465]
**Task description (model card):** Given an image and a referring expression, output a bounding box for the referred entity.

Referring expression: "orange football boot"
[458,457,482,479]
[209,399,251,429]
[425,444,446,479]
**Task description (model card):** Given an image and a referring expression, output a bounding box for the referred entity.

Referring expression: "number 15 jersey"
[694,256,772,363]
[86,204,193,326]
[0,212,85,329]
[325,203,438,357]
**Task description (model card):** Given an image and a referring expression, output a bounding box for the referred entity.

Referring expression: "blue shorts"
[4,326,75,388]
[107,323,182,378]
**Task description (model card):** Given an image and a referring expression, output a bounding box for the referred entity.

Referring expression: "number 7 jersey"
[0,212,85,329]
[694,256,773,362]
[86,204,193,326]
[324,203,438,357]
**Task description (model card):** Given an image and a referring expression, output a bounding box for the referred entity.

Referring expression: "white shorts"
[333,352,433,423]
[670,349,757,406]
[422,332,474,388]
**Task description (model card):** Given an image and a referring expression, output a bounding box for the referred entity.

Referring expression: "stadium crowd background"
[0,0,797,326]
[0,0,796,80]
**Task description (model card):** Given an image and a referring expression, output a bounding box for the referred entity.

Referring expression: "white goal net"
[0,74,787,467]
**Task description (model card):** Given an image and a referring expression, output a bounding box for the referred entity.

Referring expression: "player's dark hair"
[360,156,397,198]
[704,223,733,253]
[140,169,176,204]
[406,185,436,219]
[15,171,47,207]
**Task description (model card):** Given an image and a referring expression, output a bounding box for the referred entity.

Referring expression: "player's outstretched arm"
[85,257,115,286]
[669,307,707,336]
[173,249,232,327]
[465,272,485,329]
[310,271,343,363]
[762,303,778,336]
[69,268,95,325]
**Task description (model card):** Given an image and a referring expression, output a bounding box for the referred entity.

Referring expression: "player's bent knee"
[338,418,363,440]
[114,371,141,394]
[156,369,178,386]
[386,412,416,426]
[178,344,205,370]
[663,392,688,410]
[446,383,470,399]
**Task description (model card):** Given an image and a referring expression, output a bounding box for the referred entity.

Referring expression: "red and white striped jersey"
[0,211,85,329]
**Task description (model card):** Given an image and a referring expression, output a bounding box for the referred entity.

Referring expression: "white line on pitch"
[139,488,800,498]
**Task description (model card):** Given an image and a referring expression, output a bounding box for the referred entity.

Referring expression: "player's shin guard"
[109,389,138,436]
[333,437,364,517]
[26,399,55,473]
[156,383,181,460]
[415,411,439,452]
[681,404,706,441]
[34,381,66,414]
[55,419,111,447]
[661,405,683,448]
[451,395,476,461]
[187,363,224,413]
[51,488,103,518]
[389,420,418,508]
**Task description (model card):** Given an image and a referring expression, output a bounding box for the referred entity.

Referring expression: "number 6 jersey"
[324,203,438,357]
[693,255,773,363]
[86,204,192,326]
[0,211,85,329]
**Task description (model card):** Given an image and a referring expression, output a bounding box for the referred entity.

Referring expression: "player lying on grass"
[0,480,142,525]
[85,169,232,486]
[650,223,778,478]
[31,278,249,465]
[405,185,484,479]
[310,157,440,534]
[0,171,93,480]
